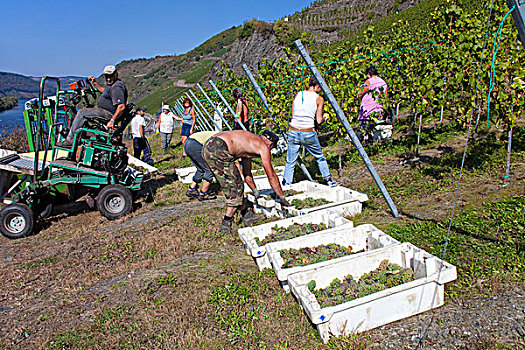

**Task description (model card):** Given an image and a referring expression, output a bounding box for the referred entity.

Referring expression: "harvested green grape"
[255,223,328,246]
[290,197,332,209]
[310,260,416,308]
[280,243,360,268]
[262,189,304,200]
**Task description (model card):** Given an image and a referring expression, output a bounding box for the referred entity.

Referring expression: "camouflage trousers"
[202,136,244,207]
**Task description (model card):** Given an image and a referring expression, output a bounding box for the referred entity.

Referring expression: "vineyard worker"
[202,130,290,234]
[57,65,127,148]
[184,131,218,201]
[358,65,388,122]
[232,88,250,131]
[156,105,177,153]
[178,98,197,159]
[130,107,154,166]
[282,76,337,187]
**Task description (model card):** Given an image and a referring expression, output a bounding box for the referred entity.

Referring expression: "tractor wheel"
[0,204,34,239]
[97,184,132,220]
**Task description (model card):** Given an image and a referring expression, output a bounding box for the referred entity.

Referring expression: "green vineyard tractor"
[0,77,144,239]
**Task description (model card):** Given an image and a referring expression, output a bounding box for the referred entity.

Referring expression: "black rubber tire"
[97,184,133,220]
[0,204,34,239]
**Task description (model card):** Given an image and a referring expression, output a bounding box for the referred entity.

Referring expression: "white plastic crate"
[373,124,393,141]
[266,224,399,291]
[243,166,284,193]
[287,242,457,343]
[175,166,197,183]
[246,180,334,209]
[176,165,284,186]
[238,210,353,270]
[128,154,158,174]
[247,181,368,218]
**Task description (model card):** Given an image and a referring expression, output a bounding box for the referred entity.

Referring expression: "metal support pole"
[189,89,222,131]
[294,39,399,218]
[242,64,314,182]
[197,83,232,130]
[209,80,247,131]
[185,92,213,131]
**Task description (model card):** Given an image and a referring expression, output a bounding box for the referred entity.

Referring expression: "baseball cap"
[162,105,170,110]
[136,107,146,112]
[103,65,117,75]
[261,130,279,146]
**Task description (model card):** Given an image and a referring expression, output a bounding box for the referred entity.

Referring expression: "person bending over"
[184,131,218,201]
[282,76,337,187]
[202,130,289,234]
[57,65,127,148]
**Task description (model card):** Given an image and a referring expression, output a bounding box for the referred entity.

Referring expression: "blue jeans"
[282,130,331,185]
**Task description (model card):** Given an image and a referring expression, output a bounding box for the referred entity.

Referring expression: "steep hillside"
[286,0,421,42]
[115,26,241,104]
[124,0,425,110]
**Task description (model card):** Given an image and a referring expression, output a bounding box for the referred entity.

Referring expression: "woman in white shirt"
[282,76,336,187]
[156,105,177,153]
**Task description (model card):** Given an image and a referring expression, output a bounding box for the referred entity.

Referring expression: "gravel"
[367,285,525,349]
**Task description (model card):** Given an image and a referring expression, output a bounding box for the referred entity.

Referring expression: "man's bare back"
[214,130,269,159]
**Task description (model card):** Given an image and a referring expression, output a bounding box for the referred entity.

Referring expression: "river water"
[0,100,26,130]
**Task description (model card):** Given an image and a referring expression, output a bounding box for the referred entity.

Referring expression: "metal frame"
[188,89,222,131]
[209,80,247,131]
[196,83,232,130]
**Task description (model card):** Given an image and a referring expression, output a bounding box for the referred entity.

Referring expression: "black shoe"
[198,191,216,201]
[56,140,73,148]
[220,219,233,234]
[186,186,199,198]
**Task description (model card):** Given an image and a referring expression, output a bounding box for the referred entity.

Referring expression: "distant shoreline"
[0,96,19,112]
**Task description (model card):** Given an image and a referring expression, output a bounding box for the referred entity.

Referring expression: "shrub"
[273,19,302,46]
[0,126,29,152]
[239,20,255,39]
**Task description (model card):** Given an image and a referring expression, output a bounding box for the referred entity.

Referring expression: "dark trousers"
[67,107,113,142]
[184,138,213,183]
[133,137,154,165]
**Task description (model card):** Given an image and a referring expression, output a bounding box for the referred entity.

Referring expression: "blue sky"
[0,0,310,77]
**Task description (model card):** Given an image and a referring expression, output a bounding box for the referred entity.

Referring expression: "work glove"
[278,196,291,207]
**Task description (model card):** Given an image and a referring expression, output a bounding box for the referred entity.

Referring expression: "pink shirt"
[358,76,387,120]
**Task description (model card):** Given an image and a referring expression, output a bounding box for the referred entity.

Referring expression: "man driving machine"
[57,64,128,148]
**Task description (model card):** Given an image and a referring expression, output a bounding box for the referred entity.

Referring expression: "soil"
[1,124,525,349]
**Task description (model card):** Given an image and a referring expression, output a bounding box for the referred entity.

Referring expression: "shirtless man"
[202,130,289,234]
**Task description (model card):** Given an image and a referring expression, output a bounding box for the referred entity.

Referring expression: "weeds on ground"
[208,269,320,348]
